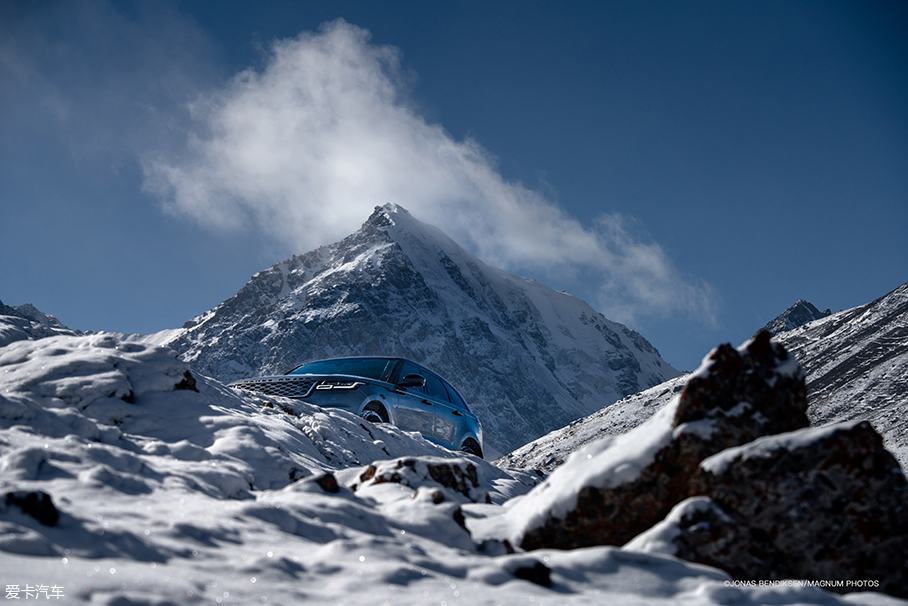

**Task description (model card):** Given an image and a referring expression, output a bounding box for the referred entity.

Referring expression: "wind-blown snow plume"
[144,19,714,325]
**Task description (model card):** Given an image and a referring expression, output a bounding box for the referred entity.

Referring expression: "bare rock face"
[519,331,808,550]
[673,330,808,436]
[681,421,908,598]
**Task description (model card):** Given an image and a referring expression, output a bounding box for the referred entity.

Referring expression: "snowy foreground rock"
[1,333,906,604]
[505,331,810,551]
[488,332,907,600]
[628,421,908,598]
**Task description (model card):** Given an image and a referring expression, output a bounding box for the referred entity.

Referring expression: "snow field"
[1,334,903,605]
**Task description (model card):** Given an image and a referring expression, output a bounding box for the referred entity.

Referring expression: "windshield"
[287,358,397,382]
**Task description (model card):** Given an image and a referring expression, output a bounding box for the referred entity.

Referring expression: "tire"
[460,440,483,459]
[360,407,386,424]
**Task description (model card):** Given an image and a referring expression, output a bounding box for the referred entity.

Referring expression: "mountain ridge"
[500,281,908,471]
[0,298,81,347]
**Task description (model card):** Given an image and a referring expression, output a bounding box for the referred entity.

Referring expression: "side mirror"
[397,374,425,388]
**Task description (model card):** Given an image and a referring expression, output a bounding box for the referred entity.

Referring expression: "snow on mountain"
[497,374,688,474]
[502,282,908,473]
[0,299,80,348]
[773,281,908,468]
[1,331,899,605]
[759,299,831,335]
[159,204,679,455]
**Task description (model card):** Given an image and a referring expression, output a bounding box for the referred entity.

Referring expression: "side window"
[445,381,469,411]
[379,359,396,383]
[424,373,451,403]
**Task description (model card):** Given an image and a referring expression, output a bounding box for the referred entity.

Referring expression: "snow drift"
[3,332,904,603]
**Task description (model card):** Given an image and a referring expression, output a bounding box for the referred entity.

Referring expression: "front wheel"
[361,408,385,424]
[460,440,483,459]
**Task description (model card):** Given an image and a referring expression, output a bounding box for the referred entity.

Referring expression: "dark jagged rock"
[314,473,340,493]
[512,561,552,587]
[174,370,198,392]
[673,331,808,433]
[518,331,808,551]
[2,490,60,526]
[630,421,908,599]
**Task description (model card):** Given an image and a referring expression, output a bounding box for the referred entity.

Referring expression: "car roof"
[287,356,445,380]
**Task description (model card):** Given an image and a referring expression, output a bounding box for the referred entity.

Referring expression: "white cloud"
[144,19,715,326]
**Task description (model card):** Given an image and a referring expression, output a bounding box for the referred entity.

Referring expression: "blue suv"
[230,357,483,458]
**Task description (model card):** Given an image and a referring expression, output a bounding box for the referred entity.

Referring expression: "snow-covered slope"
[1,332,898,605]
[502,281,908,472]
[774,281,908,467]
[497,374,688,474]
[159,204,679,455]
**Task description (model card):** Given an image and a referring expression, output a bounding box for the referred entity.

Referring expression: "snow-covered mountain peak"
[161,204,679,454]
[759,299,832,335]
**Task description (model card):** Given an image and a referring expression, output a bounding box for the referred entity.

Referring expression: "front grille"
[232,377,317,399]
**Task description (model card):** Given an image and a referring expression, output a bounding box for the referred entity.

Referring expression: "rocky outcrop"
[517,331,808,550]
[356,456,489,504]
[2,491,60,526]
[628,421,908,598]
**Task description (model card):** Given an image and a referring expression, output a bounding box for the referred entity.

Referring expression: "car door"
[391,362,436,439]
[422,372,459,448]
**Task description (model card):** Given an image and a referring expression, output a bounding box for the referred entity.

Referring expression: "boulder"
[2,490,60,526]
[516,331,808,550]
[689,421,907,598]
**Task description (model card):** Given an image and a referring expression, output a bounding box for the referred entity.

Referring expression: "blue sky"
[1,0,906,371]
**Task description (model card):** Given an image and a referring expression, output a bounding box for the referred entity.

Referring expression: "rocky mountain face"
[501,281,908,471]
[495,375,688,473]
[775,281,908,467]
[0,299,80,348]
[161,204,679,455]
[759,299,831,335]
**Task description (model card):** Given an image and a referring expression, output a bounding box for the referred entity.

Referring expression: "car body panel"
[229,357,483,458]
[391,360,437,436]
